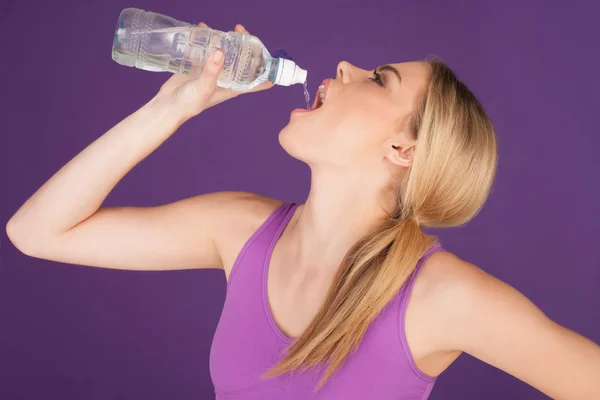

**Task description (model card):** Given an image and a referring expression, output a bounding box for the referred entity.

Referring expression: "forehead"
[390,61,430,93]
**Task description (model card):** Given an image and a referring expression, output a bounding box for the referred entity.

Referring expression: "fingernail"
[212,50,223,62]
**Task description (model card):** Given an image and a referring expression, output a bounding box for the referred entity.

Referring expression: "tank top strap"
[398,242,445,307]
[226,202,297,292]
[396,241,445,382]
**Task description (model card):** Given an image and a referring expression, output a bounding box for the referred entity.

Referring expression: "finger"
[234,24,249,34]
[187,22,212,78]
[193,49,224,100]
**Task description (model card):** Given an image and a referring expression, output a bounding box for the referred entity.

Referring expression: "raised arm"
[6,23,275,271]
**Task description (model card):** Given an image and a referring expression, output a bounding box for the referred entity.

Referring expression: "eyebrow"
[377,65,402,84]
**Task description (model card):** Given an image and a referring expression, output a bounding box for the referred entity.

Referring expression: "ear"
[384,133,416,168]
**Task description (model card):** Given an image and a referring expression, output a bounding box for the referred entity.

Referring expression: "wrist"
[146,94,191,127]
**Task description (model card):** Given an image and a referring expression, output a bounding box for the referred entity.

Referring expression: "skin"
[6,23,600,399]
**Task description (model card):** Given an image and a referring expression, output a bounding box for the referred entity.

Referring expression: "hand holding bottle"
[155,23,275,120]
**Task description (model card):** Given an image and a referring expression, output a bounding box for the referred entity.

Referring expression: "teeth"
[318,85,326,102]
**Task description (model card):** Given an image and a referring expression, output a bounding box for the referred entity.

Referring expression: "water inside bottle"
[115,24,312,99]
[145,27,192,34]
[303,81,311,110]
[115,26,190,40]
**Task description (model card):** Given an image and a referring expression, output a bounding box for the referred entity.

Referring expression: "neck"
[285,166,397,271]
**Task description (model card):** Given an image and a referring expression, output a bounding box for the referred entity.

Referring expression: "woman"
[6,23,600,399]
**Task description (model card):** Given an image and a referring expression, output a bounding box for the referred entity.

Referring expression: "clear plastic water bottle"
[111,8,307,92]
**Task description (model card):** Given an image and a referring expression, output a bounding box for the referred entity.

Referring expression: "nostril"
[336,61,347,81]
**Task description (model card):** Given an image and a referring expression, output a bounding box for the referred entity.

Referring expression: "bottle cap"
[275,58,307,86]
[273,49,293,61]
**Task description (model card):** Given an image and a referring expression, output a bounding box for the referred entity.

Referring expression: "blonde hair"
[262,57,499,392]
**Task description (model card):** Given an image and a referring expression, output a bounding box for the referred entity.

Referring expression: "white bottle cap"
[274,58,307,86]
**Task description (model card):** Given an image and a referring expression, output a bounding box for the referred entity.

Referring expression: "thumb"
[194,49,224,100]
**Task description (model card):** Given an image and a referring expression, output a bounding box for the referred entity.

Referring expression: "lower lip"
[291,108,312,115]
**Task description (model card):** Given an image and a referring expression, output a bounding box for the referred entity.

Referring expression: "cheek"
[332,106,391,153]
[277,97,392,163]
[334,94,390,130]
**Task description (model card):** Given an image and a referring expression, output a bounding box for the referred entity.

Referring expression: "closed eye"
[370,65,402,88]
[369,69,384,87]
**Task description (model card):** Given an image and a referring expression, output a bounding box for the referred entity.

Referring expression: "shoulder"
[202,191,284,272]
[200,190,283,238]
[416,250,496,300]
[184,190,283,228]
[411,249,540,351]
[206,191,283,221]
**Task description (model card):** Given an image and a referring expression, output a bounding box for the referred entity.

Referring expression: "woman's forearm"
[7,95,187,248]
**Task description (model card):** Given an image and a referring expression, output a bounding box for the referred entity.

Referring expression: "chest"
[210,218,436,398]
[209,272,418,399]
[221,227,337,340]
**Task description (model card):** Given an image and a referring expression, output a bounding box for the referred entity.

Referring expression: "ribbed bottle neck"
[268,57,307,86]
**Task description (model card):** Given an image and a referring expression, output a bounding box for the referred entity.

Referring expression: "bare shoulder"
[413,250,509,322]
[415,250,496,297]
[206,191,283,245]
[412,249,550,352]
[207,191,284,279]
[415,250,517,310]
[201,191,283,226]
[404,251,489,372]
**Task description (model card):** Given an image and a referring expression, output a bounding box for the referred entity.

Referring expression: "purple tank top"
[209,203,445,400]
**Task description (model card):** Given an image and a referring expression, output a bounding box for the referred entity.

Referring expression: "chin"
[278,126,303,161]
[277,124,321,164]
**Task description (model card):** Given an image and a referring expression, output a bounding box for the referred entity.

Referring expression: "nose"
[336,61,354,84]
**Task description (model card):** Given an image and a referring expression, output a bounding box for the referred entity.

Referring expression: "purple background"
[1,0,599,398]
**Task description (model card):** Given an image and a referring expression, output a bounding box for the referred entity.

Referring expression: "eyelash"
[369,69,384,86]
